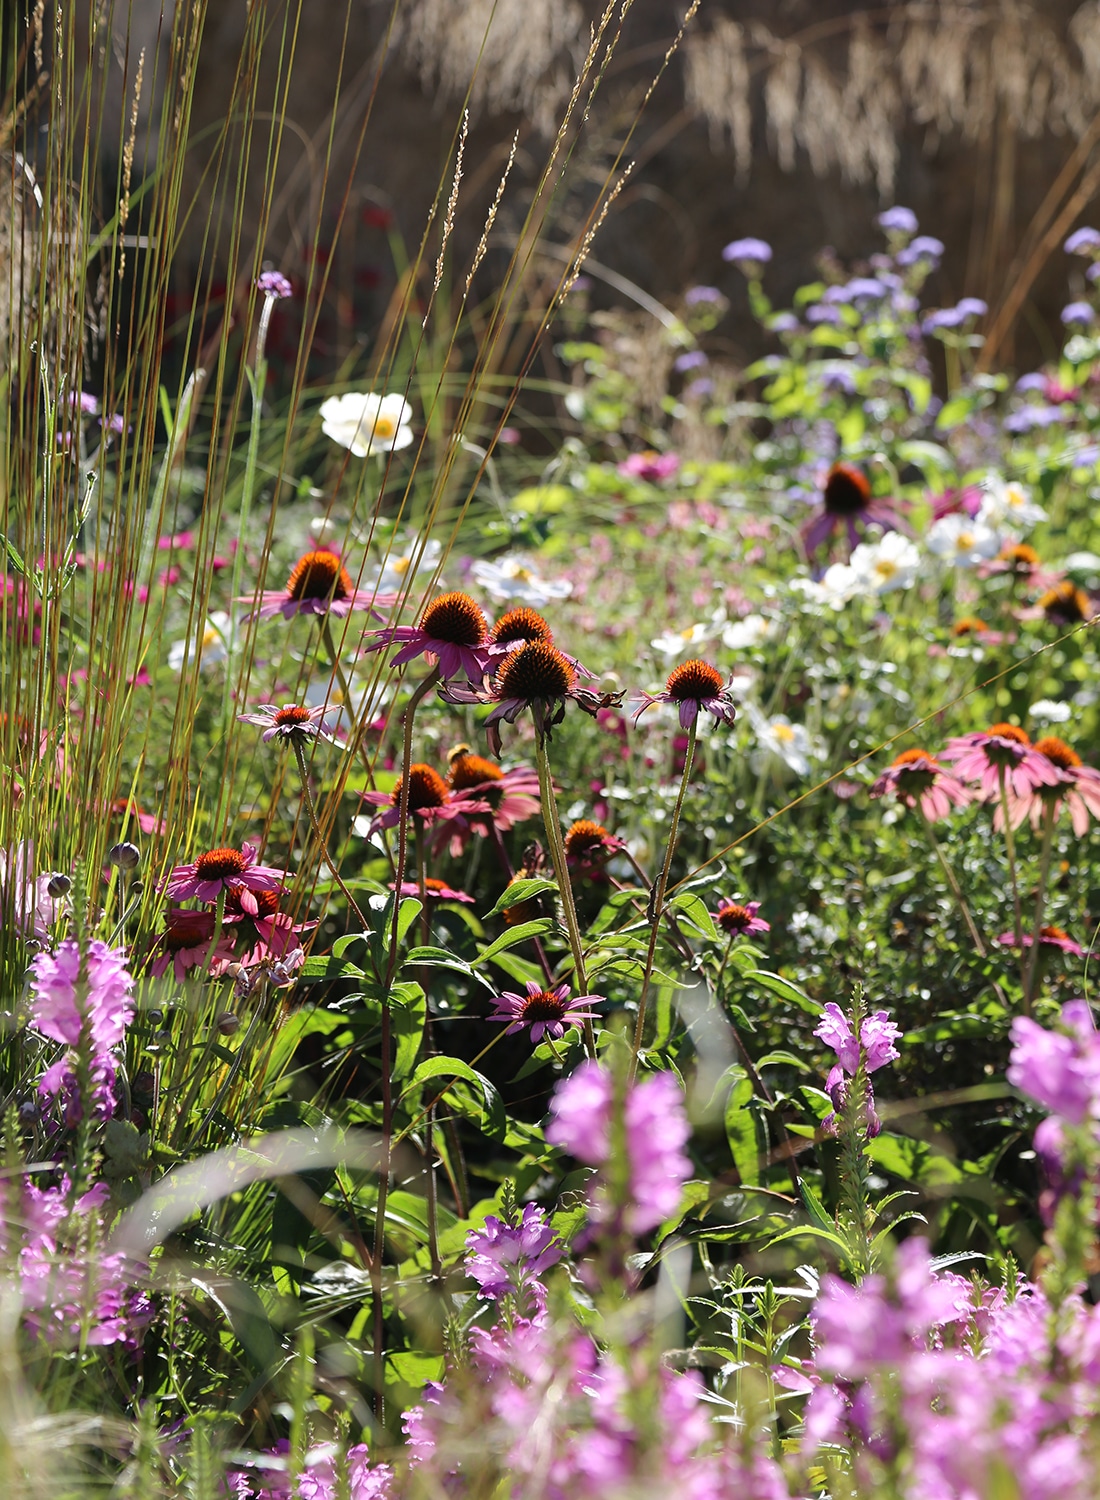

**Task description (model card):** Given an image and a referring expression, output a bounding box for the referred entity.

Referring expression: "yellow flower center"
[772,723,795,744]
[373,415,396,439]
[957,531,975,550]
[874,559,898,580]
[392,555,411,575]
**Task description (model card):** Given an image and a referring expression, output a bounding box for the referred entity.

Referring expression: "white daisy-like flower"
[791,563,861,610]
[849,532,920,594]
[976,476,1047,536]
[469,554,572,606]
[925,514,1001,567]
[319,391,414,457]
[748,708,823,777]
[1029,699,1072,725]
[167,612,232,672]
[721,612,774,650]
[370,537,443,594]
[650,621,715,657]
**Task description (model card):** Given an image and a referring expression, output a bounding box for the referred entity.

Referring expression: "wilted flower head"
[633,658,738,730]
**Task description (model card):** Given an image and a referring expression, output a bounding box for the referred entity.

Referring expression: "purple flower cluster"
[546,1063,692,1235]
[814,1001,901,1137]
[464,1202,564,1310]
[27,938,134,1121]
[228,1439,391,1499]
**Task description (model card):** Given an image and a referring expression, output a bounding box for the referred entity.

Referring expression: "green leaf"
[724,1068,765,1186]
[474,920,554,966]
[744,969,821,1015]
[487,878,558,916]
[404,946,474,975]
[298,955,364,982]
[391,986,427,1080]
[668,892,718,941]
[409,1056,505,1136]
[763,1225,852,1256]
[395,898,423,946]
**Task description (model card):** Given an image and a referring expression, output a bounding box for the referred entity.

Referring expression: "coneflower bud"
[46,872,71,898]
[109,841,141,870]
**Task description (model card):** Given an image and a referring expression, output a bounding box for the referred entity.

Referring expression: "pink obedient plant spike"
[464,1202,564,1307]
[28,938,134,1120]
[546,1063,692,1236]
[228,1440,393,1499]
[814,1001,901,1076]
[1007,1001,1100,1125]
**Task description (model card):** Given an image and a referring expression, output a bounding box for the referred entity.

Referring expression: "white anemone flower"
[650,621,715,657]
[925,514,1000,567]
[1029,699,1072,725]
[722,613,774,650]
[849,531,920,594]
[168,612,232,672]
[748,708,823,777]
[370,537,443,594]
[319,391,414,457]
[469,554,572,606]
[791,563,861,610]
[976,477,1047,536]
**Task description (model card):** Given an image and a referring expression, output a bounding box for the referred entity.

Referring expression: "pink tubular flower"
[1002,735,1100,835]
[714,898,769,936]
[815,1002,901,1074]
[464,1202,564,1304]
[162,842,285,911]
[28,938,134,1119]
[633,658,738,730]
[997,924,1085,958]
[228,1441,392,1500]
[1007,1002,1100,1124]
[941,722,1062,801]
[361,590,498,684]
[489,981,602,1044]
[242,548,392,622]
[870,747,972,822]
[237,702,336,742]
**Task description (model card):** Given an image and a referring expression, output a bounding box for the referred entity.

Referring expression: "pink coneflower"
[435,750,541,856]
[222,883,313,961]
[243,549,390,622]
[617,450,680,483]
[929,485,982,521]
[361,590,497,683]
[392,876,474,903]
[147,907,236,981]
[489,605,555,649]
[362,763,489,838]
[237,702,335,742]
[940,723,1062,801]
[564,818,624,874]
[1002,736,1100,835]
[802,463,904,553]
[870,748,972,822]
[1038,580,1094,625]
[162,843,285,911]
[997,924,1085,957]
[489,981,602,1043]
[633,658,738,729]
[441,639,618,750]
[714,899,770,936]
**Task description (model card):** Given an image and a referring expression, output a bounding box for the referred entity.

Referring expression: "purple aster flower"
[877,205,918,235]
[684,284,723,304]
[1016,371,1047,392]
[768,310,800,332]
[923,300,987,332]
[28,938,134,1120]
[360,589,498,684]
[464,1202,564,1304]
[673,350,708,372]
[488,980,602,1043]
[1087,262,1100,284]
[806,303,843,325]
[632,658,738,730]
[1064,226,1100,255]
[256,269,293,299]
[686,377,714,398]
[237,702,336,742]
[828,277,886,304]
[897,235,944,266]
[1007,1004,1100,1124]
[162,842,285,911]
[1062,301,1095,326]
[722,237,772,270]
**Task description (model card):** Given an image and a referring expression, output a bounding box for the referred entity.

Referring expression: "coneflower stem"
[999,765,1024,951]
[534,734,595,1060]
[924,821,987,956]
[630,720,697,1078]
[373,668,439,1422]
[292,737,367,929]
[1023,801,1057,1015]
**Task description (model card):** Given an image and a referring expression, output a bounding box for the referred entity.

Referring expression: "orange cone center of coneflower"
[226,883,280,918]
[893,748,936,767]
[422,877,456,897]
[164,911,212,949]
[717,902,753,932]
[274,705,313,727]
[823,463,871,516]
[496,640,575,701]
[1000,543,1039,569]
[193,847,247,879]
[666,658,724,701]
[953,617,988,637]
[286,550,352,602]
[1040,582,1090,621]
[491,606,553,647]
[448,752,504,790]
[395,763,449,811]
[1035,737,1081,770]
[565,819,611,858]
[1040,925,1071,944]
[891,748,938,791]
[419,592,487,646]
[519,989,569,1023]
[988,723,1030,745]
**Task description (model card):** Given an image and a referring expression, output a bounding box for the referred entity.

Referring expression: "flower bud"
[46,872,71,898]
[216,1012,241,1035]
[109,841,141,870]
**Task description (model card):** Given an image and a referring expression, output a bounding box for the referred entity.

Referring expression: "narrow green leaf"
[745,969,821,1015]
[487,878,558,916]
[473,920,554,966]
